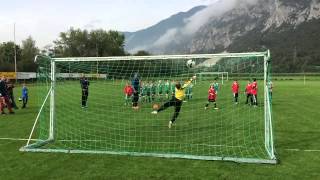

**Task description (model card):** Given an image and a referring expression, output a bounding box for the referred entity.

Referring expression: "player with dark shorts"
[245,80,253,105]
[80,76,90,108]
[132,73,140,110]
[152,76,196,128]
[21,83,29,108]
[205,85,218,110]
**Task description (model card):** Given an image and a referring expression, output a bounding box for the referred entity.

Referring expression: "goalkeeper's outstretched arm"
[182,75,196,89]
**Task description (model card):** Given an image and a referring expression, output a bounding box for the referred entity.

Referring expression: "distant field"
[0,79,319,179]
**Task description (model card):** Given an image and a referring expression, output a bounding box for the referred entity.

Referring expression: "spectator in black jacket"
[0,77,14,114]
[6,79,18,109]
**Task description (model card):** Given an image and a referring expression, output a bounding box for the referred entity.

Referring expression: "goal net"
[21,51,276,164]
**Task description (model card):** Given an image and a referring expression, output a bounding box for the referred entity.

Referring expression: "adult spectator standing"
[6,79,18,109]
[0,76,14,114]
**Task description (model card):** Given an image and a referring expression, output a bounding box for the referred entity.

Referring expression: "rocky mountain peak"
[124,0,320,72]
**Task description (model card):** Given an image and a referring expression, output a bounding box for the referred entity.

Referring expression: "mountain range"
[124,0,320,72]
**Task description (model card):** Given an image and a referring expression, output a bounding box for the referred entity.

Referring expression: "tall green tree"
[54,28,125,57]
[20,36,39,72]
[134,50,151,56]
[0,42,21,71]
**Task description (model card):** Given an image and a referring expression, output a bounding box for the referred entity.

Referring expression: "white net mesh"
[22,53,276,163]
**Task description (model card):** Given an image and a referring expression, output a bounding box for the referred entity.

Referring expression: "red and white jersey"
[232,82,239,93]
[208,88,216,100]
[245,83,252,94]
[251,81,258,95]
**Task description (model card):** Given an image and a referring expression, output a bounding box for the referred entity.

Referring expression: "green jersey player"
[164,80,170,99]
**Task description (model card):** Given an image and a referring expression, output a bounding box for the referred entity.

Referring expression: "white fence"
[16,72,107,80]
[17,72,36,79]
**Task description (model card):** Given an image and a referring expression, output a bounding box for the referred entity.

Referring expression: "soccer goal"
[20,51,276,164]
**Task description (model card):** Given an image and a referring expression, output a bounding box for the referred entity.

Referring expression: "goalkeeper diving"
[151,75,196,128]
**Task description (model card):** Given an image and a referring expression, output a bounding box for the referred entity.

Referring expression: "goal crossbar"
[51,52,268,62]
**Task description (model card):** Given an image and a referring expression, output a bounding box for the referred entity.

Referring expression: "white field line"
[1,137,320,152]
[284,148,320,152]
[0,137,38,141]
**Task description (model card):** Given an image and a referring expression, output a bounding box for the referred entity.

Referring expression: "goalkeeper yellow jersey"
[175,80,191,101]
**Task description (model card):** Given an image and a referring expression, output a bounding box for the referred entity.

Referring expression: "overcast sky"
[0,0,216,48]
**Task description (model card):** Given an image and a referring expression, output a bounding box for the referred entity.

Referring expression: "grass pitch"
[0,79,319,179]
[30,79,269,161]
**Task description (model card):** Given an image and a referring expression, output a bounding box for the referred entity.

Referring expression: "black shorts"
[82,89,89,96]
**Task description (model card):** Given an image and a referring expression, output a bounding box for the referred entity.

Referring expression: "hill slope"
[124,6,206,53]
[124,0,320,72]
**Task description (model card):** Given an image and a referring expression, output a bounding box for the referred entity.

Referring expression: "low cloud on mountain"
[152,0,260,49]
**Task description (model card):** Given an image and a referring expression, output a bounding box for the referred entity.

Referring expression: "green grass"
[0,79,319,179]
[29,79,269,161]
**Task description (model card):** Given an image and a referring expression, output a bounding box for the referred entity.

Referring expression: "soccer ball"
[18,97,22,101]
[186,59,195,68]
[152,103,160,110]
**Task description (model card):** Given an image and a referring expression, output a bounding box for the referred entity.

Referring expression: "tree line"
[0,28,151,72]
[2,24,319,73]
[0,37,38,72]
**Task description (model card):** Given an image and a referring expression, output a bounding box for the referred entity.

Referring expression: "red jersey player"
[245,80,253,105]
[205,85,218,110]
[124,82,133,106]
[232,80,240,104]
[251,78,258,106]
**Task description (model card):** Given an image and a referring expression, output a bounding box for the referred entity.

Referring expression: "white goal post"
[20,51,276,164]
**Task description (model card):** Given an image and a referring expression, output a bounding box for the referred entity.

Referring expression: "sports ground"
[0,78,319,179]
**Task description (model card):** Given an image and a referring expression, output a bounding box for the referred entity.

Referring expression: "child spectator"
[21,83,29,108]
